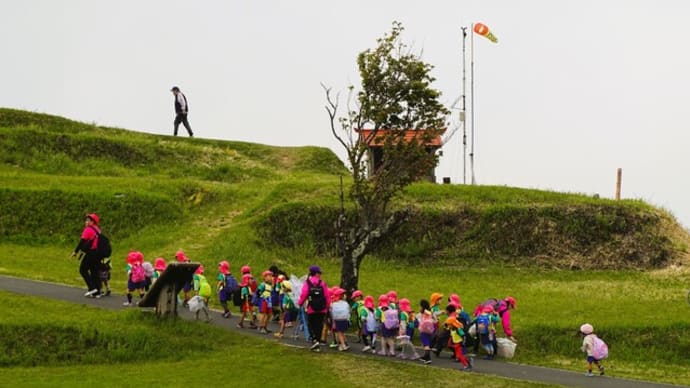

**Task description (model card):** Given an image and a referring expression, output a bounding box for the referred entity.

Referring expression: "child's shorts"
[241,301,253,313]
[259,299,272,314]
[182,281,192,292]
[128,280,147,291]
[99,269,111,282]
[381,326,397,338]
[586,356,601,363]
[218,289,229,303]
[283,309,296,323]
[333,319,350,332]
[419,332,433,347]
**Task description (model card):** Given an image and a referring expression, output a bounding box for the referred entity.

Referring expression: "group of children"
[119,255,606,375]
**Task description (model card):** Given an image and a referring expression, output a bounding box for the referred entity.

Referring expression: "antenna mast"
[461,26,468,185]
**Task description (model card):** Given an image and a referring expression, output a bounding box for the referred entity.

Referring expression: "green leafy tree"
[324,22,449,292]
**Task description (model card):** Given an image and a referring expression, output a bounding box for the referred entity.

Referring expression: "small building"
[356,128,445,183]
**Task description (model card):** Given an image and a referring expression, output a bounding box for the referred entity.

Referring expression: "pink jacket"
[498,302,513,337]
[297,275,330,314]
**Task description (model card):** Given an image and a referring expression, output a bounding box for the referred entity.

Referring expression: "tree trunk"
[339,249,361,295]
[338,210,410,294]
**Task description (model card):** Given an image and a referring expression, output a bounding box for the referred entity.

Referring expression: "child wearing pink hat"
[152,257,166,285]
[192,265,212,322]
[476,304,501,359]
[396,298,420,360]
[237,274,257,329]
[175,250,193,306]
[376,294,399,357]
[359,295,378,353]
[329,287,351,351]
[350,290,364,343]
[580,323,606,376]
[123,251,146,307]
[217,261,238,318]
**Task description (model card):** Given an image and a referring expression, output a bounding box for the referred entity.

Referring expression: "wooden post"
[615,168,622,200]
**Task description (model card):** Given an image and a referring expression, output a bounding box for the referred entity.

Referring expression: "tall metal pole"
[470,23,476,185]
[461,27,468,185]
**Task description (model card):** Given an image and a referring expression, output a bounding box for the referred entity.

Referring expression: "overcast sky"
[2,1,689,228]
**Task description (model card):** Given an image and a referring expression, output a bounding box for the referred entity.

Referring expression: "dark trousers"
[435,328,450,355]
[307,312,326,343]
[79,253,101,292]
[174,113,193,136]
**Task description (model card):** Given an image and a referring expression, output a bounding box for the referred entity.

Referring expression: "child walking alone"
[580,323,607,376]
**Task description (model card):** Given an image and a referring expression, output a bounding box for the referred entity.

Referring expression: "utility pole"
[461,26,468,185]
[470,23,476,185]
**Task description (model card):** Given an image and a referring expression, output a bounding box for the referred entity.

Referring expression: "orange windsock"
[474,22,498,43]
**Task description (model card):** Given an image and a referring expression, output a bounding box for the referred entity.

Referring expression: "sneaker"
[398,354,407,360]
[274,333,284,338]
[410,354,420,360]
[122,301,131,306]
[361,345,371,352]
[329,342,339,349]
[339,345,350,351]
[94,292,103,299]
[585,372,594,377]
[599,366,605,376]
[389,352,396,357]
[310,341,320,350]
[377,351,387,356]
[259,328,268,334]
[423,358,432,365]
[84,289,98,297]
[462,366,472,372]
[104,290,111,296]
[236,323,244,329]
[222,312,231,318]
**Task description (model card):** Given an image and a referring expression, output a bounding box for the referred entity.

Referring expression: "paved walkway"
[0,275,684,388]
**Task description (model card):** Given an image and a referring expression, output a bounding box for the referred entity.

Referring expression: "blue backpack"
[225,274,239,293]
[476,314,490,335]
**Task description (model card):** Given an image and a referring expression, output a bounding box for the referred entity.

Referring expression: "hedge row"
[254,203,674,269]
[0,188,183,244]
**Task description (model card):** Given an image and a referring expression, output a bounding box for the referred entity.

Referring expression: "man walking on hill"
[171,86,194,137]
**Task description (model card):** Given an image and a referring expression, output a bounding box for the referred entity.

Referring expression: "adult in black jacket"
[71,213,103,297]
[171,86,194,137]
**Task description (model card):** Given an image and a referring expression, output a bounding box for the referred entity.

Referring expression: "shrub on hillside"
[0,188,183,244]
[254,202,677,269]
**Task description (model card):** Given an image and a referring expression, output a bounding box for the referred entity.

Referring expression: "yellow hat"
[430,292,444,306]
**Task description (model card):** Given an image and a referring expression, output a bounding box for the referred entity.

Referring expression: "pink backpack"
[592,336,609,360]
[131,264,146,283]
[419,312,436,334]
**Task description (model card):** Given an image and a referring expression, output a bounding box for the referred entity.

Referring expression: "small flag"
[474,22,498,43]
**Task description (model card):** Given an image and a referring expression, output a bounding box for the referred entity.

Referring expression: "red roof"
[356,128,445,147]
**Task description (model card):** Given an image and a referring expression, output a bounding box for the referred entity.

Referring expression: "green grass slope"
[1,108,690,385]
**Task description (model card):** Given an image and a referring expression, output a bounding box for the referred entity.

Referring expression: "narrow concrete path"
[0,275,684,388]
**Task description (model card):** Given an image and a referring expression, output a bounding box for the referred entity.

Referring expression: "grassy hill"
[1,108,690,385]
